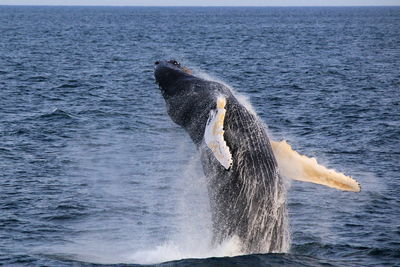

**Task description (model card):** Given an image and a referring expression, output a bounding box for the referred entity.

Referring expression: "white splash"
[128,152,243,265]
[129,236,243,265]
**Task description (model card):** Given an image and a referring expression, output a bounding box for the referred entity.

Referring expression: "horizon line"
[1,4,400,7]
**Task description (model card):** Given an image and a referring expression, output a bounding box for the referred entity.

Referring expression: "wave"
[38,108,78,121]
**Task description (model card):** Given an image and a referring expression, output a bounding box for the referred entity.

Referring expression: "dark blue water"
[1,6,399,266]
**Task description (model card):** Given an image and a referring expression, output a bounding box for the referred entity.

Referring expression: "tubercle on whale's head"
[154,60,193,98]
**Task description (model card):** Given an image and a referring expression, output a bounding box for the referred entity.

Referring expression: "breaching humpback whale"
[154,60,361,254]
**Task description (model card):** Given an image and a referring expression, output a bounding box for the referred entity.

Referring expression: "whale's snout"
[154,60,193,94]
[154,60,192,75]
[154,60,187,97]
[154,60,180,67]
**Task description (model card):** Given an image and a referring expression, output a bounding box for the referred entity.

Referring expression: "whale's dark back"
[201,95,289,253]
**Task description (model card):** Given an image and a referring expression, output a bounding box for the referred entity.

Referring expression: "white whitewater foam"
[129,236,243,265]
[129,151,244,265]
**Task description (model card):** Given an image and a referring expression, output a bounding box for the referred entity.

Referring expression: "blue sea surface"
[0,6,399,266]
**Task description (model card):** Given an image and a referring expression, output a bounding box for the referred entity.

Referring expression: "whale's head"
[154,60,218,143]
[154,60,234,145]
[154,60,193,99]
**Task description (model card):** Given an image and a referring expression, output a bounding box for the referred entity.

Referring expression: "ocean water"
[0,6,399,266]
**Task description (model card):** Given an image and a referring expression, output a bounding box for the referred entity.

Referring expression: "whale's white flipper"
[205,96,233,170]
[271,140,361,192]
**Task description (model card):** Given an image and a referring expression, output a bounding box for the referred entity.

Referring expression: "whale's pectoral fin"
[204,96,233,170]
[271,140,361,192]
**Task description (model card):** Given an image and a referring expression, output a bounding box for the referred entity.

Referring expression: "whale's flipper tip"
[271,140,362,193]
